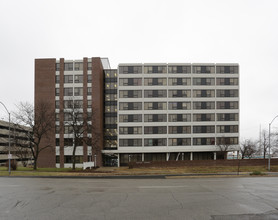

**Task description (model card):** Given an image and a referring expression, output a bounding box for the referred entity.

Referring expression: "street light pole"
[0,101,11,175]
[268,115,278,171]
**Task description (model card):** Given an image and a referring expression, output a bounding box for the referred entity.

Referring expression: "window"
[87,62,92,70]
[74,75,83,83]
[55,113,59,121]
[55,125,60,134]
[64,62,73,71]
[55,100,60,109]
[193,138,215,145]
[144,78,167,86]
[193,90,215,97]
[119,66,142,74]
[74,87,83,96]
[64,125,73,134]
[64,138,73,146]
[144,90,167,98]
[169,138,191,146]
[216,66,239,74]
[144,126,167,134]
[87,74,92,83]
[168,114,191,122]
[119,90,142,98]
[168,102,191,110]
[193,126,215,133]
[119,102,142,110]
[144,66,167,74]
[217,113,239,121]
[193,66,215,74]
[119,78,142,86]
[216,78,239,85]
[55,75,60,84]
[217,101,239,109]
[87,100,92,108]
[193,114,215,121]
[119,127,142,134]
[55,63,60,71]
[87,87,92,95]
[74,62,83,71]
[216,90,239,97]
[64,75,73,83]
[105,117,117,125]
[144,102,167,110]
[55,88,60,96]
[144,138,167,146]
[168,90,190,98]
[193,78,215,85]
[217,125,238,133]
[64,100,73,108]
[119,139,142,147]
[168,78,191,85]
[168,65,191,74]
[193,102,215,109]
[216,137,238,145]
[119,114,142,122]
[168,126,191,134]
[144,114,167,122]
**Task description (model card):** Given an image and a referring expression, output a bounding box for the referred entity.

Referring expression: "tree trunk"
[33,157,37,170]
[72,144,76,170]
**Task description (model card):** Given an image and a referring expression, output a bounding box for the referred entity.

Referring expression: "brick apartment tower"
[35,58,104,168]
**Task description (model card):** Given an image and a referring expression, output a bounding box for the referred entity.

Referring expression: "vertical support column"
[214,152,217,160]
[83,57,88,163]
[59,58,65,168]
[142,153,144,162]
[117,154,120,167]
[190,152,193,161]
[166,153,169,161]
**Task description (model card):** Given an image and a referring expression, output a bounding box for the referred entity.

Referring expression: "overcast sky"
[0,0,278,140]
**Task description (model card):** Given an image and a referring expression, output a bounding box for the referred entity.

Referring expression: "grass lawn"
[0,165,278,176]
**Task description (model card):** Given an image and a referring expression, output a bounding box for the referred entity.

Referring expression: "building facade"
[35,58,239,168]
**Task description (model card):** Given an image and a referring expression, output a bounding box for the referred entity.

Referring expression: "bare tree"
[240,139,257,159]
[217,137,232,159]
[259,129,269,159]
[63,100,100,170]
[13,101,55,170]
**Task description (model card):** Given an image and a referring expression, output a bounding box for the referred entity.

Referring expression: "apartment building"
[35,58,239,168]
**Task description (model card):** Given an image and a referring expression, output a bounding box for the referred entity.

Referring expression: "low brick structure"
[129,159,278,168]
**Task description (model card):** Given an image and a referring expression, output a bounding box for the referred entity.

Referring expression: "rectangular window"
[119,78,142,86]
[217,101,239,109]
[168,126,191,134]
[87,62,92,70]
[55,75,60,84]
[168,114,191,122]
[55,63,60,71]
[144,66,167,74]
[144,90,167,98]
[55,100,60,109]
[64,62,73,71]
[144,78,167,86]
[119,90,142,98]
[144,114,167,122]
[193,90,215,97]
[217,113,239,121]
[168,102,191,110]
[119,139,142,147]
[87,74,92,83]
[216,90,239,97]
[64,100,73,108]
[119,127,142,134]
[64,88,73,96]
[119,114,142,122]
[216,66,239,74]
[168,78,191,85]
[87,87,92,95]
[87,100,92,108]
[193,66,215,74]
[74,75,83,83]
[74,87,83,96]
[144,102,167,110]
[168,90,191,98]
[193,138,215,145]
[144,138,167,146]
[193,126,215,133]
[119,66,142,74]
[193,78,215,85]
[216,78,239,85]
[217,125,238,133]
[169,138,191,146]
[168,65,191,74]
[193,114,215,121]
[144,126,167,134]
[193,102,215,110]
[119,102,142,110]
[74,62,83,71]
[55,88,60,96]
[64,75,73,83]
[216,137,239,145]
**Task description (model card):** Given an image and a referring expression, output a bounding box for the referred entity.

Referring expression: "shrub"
[250,171,265,176]
[5,159,17,170]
